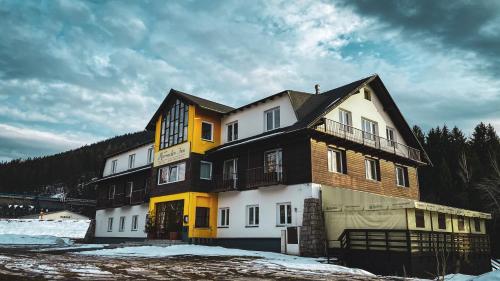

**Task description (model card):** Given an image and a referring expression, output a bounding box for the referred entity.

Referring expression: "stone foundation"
[299,198,326,257]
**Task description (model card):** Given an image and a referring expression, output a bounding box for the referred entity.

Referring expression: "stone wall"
[299,198,326,257]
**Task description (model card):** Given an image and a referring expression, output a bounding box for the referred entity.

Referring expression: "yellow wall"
[429,212,453,232]
[154,104,221,155]
[189,106,222,154]
[149,192,218,238]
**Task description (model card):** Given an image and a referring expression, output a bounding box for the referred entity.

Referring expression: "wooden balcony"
[97,189,148,209]
[314,118,422,163]
[212,165,286,191]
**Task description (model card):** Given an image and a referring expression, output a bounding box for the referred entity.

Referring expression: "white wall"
[41,211,89,220]
[217,183,318,238]
[325,86,407,146]
[95,204,149,238]
[221,95,297,144]
[103,143,154,177]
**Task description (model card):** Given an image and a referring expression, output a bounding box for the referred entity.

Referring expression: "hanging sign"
[154,142,190,167]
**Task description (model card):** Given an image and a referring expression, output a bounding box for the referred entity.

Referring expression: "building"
[94,141,154,241]
[144,74,491,276]
[21,210,90,220]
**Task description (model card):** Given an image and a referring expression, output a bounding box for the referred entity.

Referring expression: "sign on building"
[154,142,190,167]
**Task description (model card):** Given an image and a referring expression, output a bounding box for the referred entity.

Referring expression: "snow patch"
[0,219,90,239]
[0,234,70,246]
[79,244,373,276]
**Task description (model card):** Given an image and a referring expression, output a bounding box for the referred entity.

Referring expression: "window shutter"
[404,167,409,187]
[341,150,347,174]
[376,160,381,181]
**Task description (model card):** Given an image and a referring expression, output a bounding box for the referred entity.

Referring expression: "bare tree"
[474,153,500,216]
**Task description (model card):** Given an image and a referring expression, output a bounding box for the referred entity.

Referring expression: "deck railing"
[212,164,286,191]
[97,189,148,208]
[337,229,490,254]
[314,118,422,162]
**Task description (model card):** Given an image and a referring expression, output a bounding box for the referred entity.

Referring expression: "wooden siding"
[311,139,420,200]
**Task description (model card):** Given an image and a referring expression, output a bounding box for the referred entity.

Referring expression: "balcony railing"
[97,189,148,209]
[314,118,422,162]
[212,165,286,191]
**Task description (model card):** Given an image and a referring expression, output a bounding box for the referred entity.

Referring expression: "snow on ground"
[79,244,373,276]
[35,244,108,252]
[0,219,90,239]
[0,234,70,246]
[444,270,500,281]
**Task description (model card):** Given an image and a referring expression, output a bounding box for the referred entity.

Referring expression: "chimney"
[314,84,320,94]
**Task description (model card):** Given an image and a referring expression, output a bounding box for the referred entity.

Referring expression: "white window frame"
[107,217,113,232]
[246,205,259,227]
[147,147,154,164]
[218,207,230,227]
[201,121,214,141]
[264,107,280,132]
[200,161,213,180]
[362,118,378,141]
[328,148,344,174]
[118,216,125,232]
[131,215,139,231]
[395,165,407,187]
[128,154,135,169]
[386,127,397,147]
[223,159,238,180]
[364,88,372,101]
[158,162,186,185]
[365,157,378,181]
[111,160,117,174]
[339,109,352,132]
[108,185,115,199]
[226,121,238,142]
[264,149,283,175]
[276,202,292,226]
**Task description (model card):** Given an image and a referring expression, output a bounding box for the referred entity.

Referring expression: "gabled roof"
[146,89,234,130]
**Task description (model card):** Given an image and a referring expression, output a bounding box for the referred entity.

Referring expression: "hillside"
[0,130,154,199]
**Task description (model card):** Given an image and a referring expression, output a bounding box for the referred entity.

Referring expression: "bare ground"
[0,248,405,281]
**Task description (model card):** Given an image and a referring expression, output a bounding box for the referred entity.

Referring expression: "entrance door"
[155,200,184,240]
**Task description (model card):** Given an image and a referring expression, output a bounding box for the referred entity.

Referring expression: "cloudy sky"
[1,0,499,161]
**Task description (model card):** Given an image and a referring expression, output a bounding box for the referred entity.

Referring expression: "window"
[364,88,372,101]
[201,121,214,141]
[328,148,347,174]
[128,154,135,169]
[119,216,125,232]
[415,210,425,228]
[111,160,117,174]
[386,127,397,147]
[246,205,259,227]
[339,109,352,132]
[158,162,186,185]
[438,213,446,230]
[108,185,115,199]
[395,165,409,187]
[277,203,292,226]
[219,208,230,227]
[227,121,238,142]
[131,215,139,231]
[195,207,210,228]
[147,147,154,164]
[458,216,465,231]
[107,217,113,232]
[264,149,282,174]
[362,118,378,141]
[200,161,212,180]
[264,107,280,131]
[365,158,380,181]
[125,182,133,197]
[473,218,481,232]
[223,159,238,180]
[160,99,189,149]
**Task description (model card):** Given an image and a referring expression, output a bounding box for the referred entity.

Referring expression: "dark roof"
[146,89,234,130]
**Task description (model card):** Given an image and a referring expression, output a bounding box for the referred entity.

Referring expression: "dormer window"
[264,107,280,131]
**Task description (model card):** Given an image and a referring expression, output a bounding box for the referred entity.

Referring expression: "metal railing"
[337,229,490,254]
[314,119,422,162]
[212,165,286,191]
[97,189,148,208]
